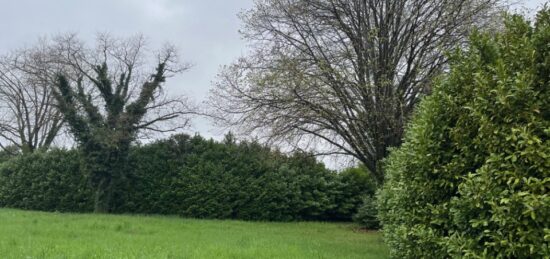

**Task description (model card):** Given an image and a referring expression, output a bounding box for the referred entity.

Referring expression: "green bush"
[120,134,373,221]
[330,165,377,221]
[379,11,550,258]
[0,149,93,212]
[0,134,374,221]
[353,195,379,229]
[0,146,19,164]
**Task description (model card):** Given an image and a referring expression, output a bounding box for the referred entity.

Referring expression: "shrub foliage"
[353,195,380,230]
[0,149,92,212]
[378,11,550,258]
[0,134,374,221]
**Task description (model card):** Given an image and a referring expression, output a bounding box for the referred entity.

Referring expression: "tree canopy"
[210,0,505,183]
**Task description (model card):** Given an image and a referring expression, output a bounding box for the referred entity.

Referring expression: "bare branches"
[0,33,195,155]
[210,0,506,181]
[50,34,194,144]
[0,44,64,153]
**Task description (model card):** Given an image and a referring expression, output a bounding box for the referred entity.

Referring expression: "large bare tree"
[50,34,195,212]
[0,43,64,154]
[210,0,506,183]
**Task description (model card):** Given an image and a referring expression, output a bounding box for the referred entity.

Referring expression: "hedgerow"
[0,134,375,221]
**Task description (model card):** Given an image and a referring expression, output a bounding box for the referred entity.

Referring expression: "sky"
[0,0,254,140]
[520,0,548,15]
[0,0,547,144]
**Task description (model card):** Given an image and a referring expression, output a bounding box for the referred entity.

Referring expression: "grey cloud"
[0,0,254,139]
[0,0,544,140]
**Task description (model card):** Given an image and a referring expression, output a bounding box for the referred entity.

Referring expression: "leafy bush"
[333,164,381,227]
[331,165,377,221]
[0,134,375,221]
[378,11,550,258]
[0,149,93,212]
[119,134,374,221]
[0,146,19,164]
[353,195,379,229]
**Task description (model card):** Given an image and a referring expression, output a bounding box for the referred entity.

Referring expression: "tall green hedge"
[378,11,550,258]
[0,134,374,221]
[0,149,93,212]
[117,134,344,220]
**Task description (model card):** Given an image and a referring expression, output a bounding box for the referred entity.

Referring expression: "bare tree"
[50,34,195,212]
[210,0,507,183]
[0,43,64,154]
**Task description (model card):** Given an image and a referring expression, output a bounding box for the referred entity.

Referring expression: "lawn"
[0,209,388,259]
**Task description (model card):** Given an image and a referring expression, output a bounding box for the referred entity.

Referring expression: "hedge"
[0,134,375,221]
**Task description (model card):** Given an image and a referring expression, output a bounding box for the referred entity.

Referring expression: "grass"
[0,208,388,259]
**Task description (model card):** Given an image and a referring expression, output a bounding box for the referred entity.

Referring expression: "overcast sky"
[0,0,254,140]
[0,0,546,141]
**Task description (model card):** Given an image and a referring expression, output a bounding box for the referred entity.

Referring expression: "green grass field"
[0,209,388,259]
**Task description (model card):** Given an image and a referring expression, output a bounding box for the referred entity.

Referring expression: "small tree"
[378,10,549,258]
[52,34,194,213]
